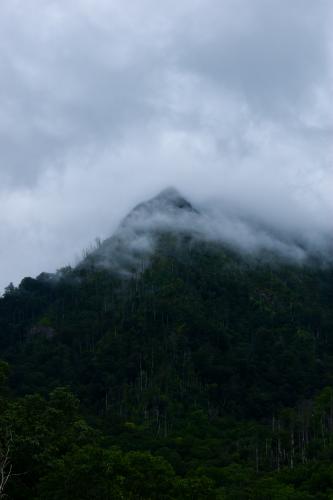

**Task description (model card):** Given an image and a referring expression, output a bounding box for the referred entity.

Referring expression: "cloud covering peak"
[0,0,332,290]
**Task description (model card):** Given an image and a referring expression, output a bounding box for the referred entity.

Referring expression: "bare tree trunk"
[0,434,13,498]
[290,430,295,470]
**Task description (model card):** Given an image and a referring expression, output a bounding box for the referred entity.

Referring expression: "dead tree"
[0,433,13,498]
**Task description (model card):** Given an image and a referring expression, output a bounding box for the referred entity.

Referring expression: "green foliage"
[37,445,215,499]
[0,233,333,497]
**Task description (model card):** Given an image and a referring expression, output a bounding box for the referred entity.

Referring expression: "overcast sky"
[0,0,332,291]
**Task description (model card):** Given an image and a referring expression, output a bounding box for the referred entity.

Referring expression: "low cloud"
[82,188,331,279]
[0,0,332,290]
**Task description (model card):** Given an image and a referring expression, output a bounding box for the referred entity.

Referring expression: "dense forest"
[1,193,333,499]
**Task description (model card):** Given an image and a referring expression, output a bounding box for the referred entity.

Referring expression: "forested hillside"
[1,192,333,499]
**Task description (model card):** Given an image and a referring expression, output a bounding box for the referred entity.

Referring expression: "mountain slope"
[1,189,333,498]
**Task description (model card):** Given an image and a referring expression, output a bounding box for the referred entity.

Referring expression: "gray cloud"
[0,0,332,291]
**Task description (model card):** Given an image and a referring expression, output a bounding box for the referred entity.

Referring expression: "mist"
[0,0,332,291]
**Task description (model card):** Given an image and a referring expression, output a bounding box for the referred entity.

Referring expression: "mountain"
[1,189,333,499]
[125,186,197,216]
[82,187,199,275]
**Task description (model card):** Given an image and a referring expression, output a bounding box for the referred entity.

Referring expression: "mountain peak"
[155,186,181,199]
[153,187,194,209]
[83,188,199,275]
[129,187,197,217]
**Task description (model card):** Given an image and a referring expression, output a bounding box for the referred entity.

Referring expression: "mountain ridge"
[0,189,333,498]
